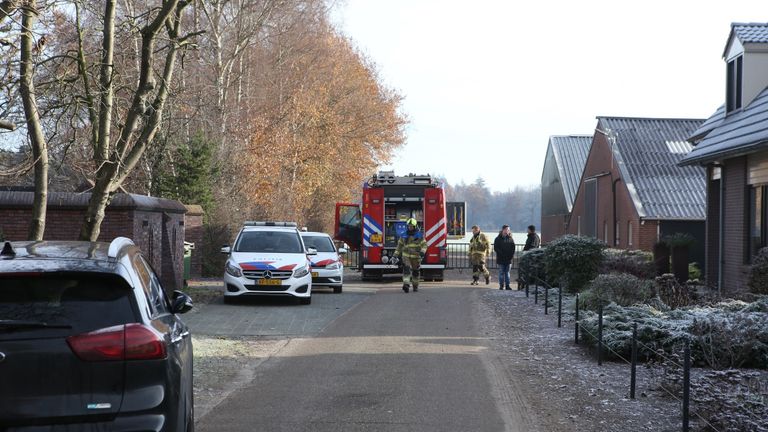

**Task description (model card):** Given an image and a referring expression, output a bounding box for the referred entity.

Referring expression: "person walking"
[523,225,541,251]
[393,218,427,293]
[468,225,490,285]
[493,225,516,290]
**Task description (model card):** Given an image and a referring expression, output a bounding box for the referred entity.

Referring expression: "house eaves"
[680,87,768,166]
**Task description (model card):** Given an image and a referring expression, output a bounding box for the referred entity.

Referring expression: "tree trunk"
[78,171,114,242]
[79,0,186,241]
[19,0,48,241]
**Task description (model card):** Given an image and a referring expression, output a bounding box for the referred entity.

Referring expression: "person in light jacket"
[493,225,516,290]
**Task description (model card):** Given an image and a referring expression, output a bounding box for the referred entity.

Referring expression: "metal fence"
[342,243,526,271]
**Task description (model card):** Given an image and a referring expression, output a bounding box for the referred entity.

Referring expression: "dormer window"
[726,55,743,112]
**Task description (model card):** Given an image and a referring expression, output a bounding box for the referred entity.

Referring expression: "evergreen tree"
[152,133,217,219]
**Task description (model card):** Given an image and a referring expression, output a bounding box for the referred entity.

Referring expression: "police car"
[300,231,345,293]
[221,222,314,304]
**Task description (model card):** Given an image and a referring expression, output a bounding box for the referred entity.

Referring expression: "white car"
[300,231,345,293]
[222,222,314,304]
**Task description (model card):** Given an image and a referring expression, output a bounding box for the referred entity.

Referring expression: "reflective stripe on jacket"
[395,230,427,259]
[469,232,490,256]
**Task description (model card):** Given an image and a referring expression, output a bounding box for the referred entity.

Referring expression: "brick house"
[680,23,768,295]
[567,117,706,268]
[0,190,189,290]
[540,135,592,244]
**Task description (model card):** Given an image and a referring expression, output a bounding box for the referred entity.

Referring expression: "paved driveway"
[183,284,376,337]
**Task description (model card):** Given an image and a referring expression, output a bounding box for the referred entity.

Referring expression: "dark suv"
[0,238,194,431]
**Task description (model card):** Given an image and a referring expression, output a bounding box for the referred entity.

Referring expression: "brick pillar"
[184,204,204,278]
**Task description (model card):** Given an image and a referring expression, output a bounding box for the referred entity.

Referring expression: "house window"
[726,56,743,112]
[615,221,620,246]
[628,221,633,247]
[749,185,768,260]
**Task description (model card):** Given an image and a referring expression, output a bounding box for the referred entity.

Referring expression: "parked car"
[221,221,314,305]
[300,231,345,293]
[0,238,194,431]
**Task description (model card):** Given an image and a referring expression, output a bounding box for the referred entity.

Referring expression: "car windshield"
[0,272,136,339]
[235,231,304,253]
[302,235,336,252]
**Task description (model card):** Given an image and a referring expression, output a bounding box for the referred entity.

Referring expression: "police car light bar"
[243,221,298,227]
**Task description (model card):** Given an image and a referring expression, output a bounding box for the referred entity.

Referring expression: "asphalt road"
[196,281,532,432]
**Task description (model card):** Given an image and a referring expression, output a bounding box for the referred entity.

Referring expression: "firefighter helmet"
[406,218,418,227]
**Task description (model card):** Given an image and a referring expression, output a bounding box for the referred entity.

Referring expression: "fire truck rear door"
[334,203,362,250]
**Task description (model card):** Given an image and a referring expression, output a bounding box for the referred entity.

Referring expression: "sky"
[331,0,767,192]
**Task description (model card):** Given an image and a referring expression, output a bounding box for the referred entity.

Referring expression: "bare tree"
[76,0,195,241]
[0,2,18,131]
[18,0,48,240]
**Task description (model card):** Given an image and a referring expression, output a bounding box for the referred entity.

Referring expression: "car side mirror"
[338,247,348,254]
[306,247,318,256]
[220,245,231,254]
[172,290,194,314]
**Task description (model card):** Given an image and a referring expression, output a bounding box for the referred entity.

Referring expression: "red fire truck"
[334,172,466,281]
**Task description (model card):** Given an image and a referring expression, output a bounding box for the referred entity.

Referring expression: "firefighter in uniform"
[468,225,490,285]
[393,218,427,293]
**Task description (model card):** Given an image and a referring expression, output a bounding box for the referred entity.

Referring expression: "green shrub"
[655,274,698,309]
[578,302,768,369]
[601,248,654,279]
[544,235,605,293]
[688,262,702,281]
[579,273,654,312]
[518,248,547,285]
[748,247,768,294]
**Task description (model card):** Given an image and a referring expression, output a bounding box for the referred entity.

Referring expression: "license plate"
[257,279,282,286]
[311,272,319,277]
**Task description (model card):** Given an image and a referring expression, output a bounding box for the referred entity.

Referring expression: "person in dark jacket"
[523,225,541,251]
[493,224,516,290]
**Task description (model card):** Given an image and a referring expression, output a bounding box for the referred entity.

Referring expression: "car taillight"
[440,248,447,260]
[67,324,167,361]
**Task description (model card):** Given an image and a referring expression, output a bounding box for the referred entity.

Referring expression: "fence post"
[683,340,690,432]
[574,293,580,344]
[557,285,562,328]
[544,286,549,315]
[534,284,539,304]
[630,322,637,399]
[597,304,603,366]
[525,282,529,297]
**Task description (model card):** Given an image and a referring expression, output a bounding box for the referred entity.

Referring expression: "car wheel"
[333,286,342,294]
[299,296,312,305]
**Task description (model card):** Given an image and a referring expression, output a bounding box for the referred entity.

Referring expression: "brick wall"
[541,214,568,244]
[0,192,187,292]
[638,220,660,252]
[721,157,750,295]
[131,211,164,274]
[1,209,132,242]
